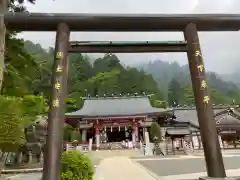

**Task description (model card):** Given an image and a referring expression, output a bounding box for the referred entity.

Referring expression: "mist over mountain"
[221,72,240,87]
[135,60,240,102]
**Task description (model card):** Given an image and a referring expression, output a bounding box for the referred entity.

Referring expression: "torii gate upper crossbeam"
[4,12,240,31]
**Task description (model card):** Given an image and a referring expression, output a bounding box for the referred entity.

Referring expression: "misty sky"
[18,0,240,74]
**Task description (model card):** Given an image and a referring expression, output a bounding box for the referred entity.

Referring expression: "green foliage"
[65,98,79,113]
[60,150,94,180]
[150,122,162,143]
[3,35,39,96]
[182,86,195,105]
[0,95,47,151]
[70,130,81,142]
[168,79,183,106]
[21,41,240,108]
[24,42,164,104]
[63,124,74,142]
[20,95,47,123]
[149,95,168,108]
[0,96,25,152]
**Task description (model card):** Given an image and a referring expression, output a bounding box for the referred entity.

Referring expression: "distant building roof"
[215,108,240,126]
[174,107,240,127]
[65,96,172,118]
[173,105,239,110]
[215,114,240,126]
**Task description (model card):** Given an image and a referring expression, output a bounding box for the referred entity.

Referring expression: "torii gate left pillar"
[42,23,70,180]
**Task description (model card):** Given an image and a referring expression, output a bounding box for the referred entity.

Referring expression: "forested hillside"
[23,40,165,109]
[23,40,240,108]
[137,60,240,106]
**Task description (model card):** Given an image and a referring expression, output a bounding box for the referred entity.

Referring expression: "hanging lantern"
[111,126,112,132]
[118,126,120,132]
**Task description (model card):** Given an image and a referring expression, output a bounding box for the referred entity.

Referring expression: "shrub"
[0,95,47,152]
[0,96,25,152]
[60,150,94,180]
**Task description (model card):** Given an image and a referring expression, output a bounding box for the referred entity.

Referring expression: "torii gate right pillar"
[184,23,226,178]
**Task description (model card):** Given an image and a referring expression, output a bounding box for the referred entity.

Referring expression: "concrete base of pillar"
[199,177,240,180]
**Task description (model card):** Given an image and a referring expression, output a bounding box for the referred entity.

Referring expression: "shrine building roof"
[65,96,172,118]
[173,105,240,127]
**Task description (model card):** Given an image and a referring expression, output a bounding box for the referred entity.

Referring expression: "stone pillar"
[143,127,146,142]
[135,125,139,142]
[17,152,23,164]
[160,128,166,155]
[28,151,32,164]
[95,127,100,150]
[82,129,87,143]
[40,151,44,163]
[144,131,153,156]
[132,124,136,148]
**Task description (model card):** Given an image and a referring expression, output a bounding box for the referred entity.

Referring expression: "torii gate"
[2,4,240,180]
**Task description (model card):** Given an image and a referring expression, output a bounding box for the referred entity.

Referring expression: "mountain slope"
[137,60,240,103]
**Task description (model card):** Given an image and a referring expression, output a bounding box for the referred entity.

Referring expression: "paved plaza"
[5,150,240,180]
[133,154,240,180]
[4,173,42,180]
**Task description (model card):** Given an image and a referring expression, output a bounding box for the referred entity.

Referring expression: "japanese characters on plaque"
[52,51,64,108]
[194,49,209,104]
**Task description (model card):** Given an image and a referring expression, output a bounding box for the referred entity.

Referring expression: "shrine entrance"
[106,127,132,142]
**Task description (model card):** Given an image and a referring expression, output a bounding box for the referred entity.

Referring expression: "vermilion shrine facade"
[65,96,172,149]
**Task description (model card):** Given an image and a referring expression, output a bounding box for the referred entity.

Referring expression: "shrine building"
[65,95,173,149]
[169,105,240,152]
[65,95,240,152]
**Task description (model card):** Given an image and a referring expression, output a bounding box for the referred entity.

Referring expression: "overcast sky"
[19,0,240,74]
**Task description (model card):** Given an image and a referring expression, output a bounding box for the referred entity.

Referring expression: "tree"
[0,0,36,92]
[93,53,122,74]
[0,0,7,93]
[2,35,39,96]
[150,122,162,143]
[182,85,195,105]
[63,124,74,142]
[168,79,183,106]
[150,122,163,155]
